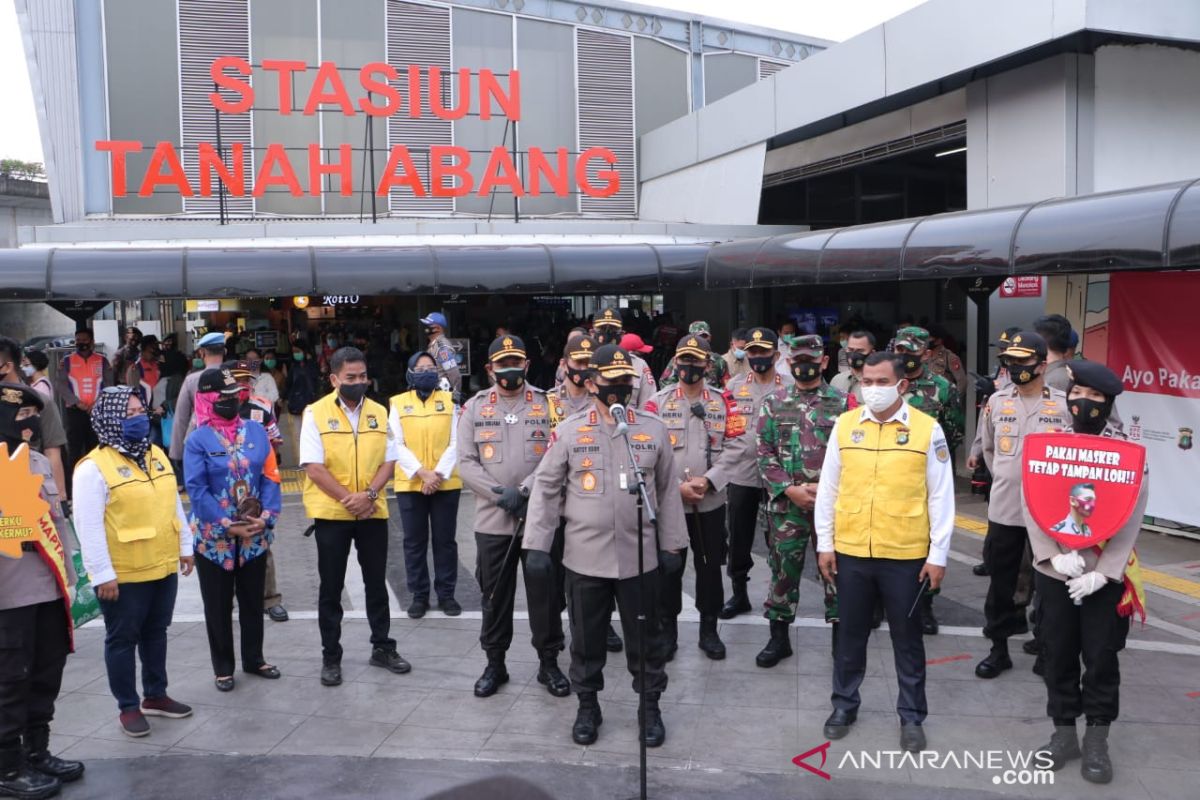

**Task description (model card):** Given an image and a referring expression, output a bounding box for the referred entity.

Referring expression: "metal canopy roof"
[3,179,1198,302]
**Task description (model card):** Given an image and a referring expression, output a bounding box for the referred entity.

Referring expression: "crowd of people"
[0,305,1143,797]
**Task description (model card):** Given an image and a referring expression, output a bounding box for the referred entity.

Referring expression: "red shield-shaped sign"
[1022,432,1146,550]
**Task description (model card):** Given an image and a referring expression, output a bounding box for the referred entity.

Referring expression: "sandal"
[215,676,235,692]
[245,663,281,680]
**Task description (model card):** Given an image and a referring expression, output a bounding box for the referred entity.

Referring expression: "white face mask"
[861,384,900,415]
[21,365,35,378]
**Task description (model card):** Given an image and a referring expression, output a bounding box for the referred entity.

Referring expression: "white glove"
[1051,551,1086,579]
[1066,571,1106,602]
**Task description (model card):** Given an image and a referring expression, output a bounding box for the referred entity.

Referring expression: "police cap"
[744,327,777,352]
[565,336,597,363]
[1066,360,1123,397]
[198,368,240,395]
[1000,331,1048,360]
[593,307,624,329]
[591,344,637,378]
[0,382,44,412]
[488,335,527,362]
[675,334,712,359]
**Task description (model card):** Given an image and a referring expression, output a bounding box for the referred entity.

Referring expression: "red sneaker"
[119,710,151,737]
[140,696,193,718]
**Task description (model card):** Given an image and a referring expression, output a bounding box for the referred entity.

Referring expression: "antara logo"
[792,741,832,780]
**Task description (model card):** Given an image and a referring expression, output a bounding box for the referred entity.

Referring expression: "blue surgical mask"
[733,348,746,361]
[408,370,440,393]
[122,414,150,442]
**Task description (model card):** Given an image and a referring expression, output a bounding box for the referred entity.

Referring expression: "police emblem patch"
[998,435,1015,455]
[367,415,379,429]
[851,429,865,444]
[896,429,910,446]
[669,433,678,446]
[118,466,133,478]
[581,457,594,468]
[577,435,595,445]
[632,433,652,442]
[482,444,496,460]
[328,419,339,431]
[504,413,519,425]
[251,409,264,423]
[581,472,598,492]
[153,460,166,472]
[435,401,445,412]
[935,444,949,462]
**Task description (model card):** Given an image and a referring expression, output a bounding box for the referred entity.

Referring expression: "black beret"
[1066,360,1123,397]
[0,382,44,412]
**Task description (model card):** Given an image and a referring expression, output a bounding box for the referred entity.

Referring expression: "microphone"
[689,402,706,420]
[609,402,629,434]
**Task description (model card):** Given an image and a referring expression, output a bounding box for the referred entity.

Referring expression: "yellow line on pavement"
[955,514,988,536]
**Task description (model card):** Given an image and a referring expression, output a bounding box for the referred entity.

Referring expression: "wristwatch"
[366,488,379,502]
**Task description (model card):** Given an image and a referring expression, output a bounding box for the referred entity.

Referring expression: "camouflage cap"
[893,326,931,353]
[688,320,711,337]
[786,334,824,358]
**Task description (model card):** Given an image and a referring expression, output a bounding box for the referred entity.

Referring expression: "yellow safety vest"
[390,390,462,493]
[82,445,181,583]
[833,406,935,560]
[301,392,390,521]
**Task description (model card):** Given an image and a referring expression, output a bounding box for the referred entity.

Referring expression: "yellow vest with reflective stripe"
[389,390,462,493]
[302,392,390,520]
[82,445,181,582]
[833,406,934,560]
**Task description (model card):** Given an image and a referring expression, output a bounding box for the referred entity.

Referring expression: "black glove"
[491,485,528,517]
[658,550,684,576]
[524,549,553,577]
[60,499,72,520]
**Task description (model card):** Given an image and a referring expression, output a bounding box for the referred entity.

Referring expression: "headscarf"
[194,388,242,440]
[91,385,149,471]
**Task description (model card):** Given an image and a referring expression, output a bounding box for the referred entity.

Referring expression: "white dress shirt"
[387,400,459,481]
[73,458,194,586]
[814,400,955,567]
[298,397,402,467]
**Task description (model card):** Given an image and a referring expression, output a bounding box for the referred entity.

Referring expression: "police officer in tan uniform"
[523,345,688,748]
[590,308,656,408]
[647,335,749,661]
[975,331,1072,680]
[552,336,598,420]
[457,335,570,700]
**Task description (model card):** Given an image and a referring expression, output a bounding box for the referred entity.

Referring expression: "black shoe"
[369,648,412,674]
[605,624,623,653]
[639,694,666,748]
[0,760,59,800]
[572,694,602,745]
[536,660,571,698]
[320,663,343,687]
[900,722,926,752]
[214,676,235,692]
[698,615,726,660]
[823,709,857,740]
[407,598,429,619]
[1022,638,1040,656]
[755,619,793,668]
[972,562,990,576]
[473,663,509,698]
[1037,725,1081,771]
[974,650,1013,679]
[266,604,289,622]
[661,618,678,662]
[1081,725,1113,784]
[920,596,938,636]
[24,726,84,784]
[718,585,752,620]
[1032,653,1045,677]
[439,597,462,617]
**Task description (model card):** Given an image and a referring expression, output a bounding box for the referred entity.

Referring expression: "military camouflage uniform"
[906,366,964,452]
[756,381,848,623]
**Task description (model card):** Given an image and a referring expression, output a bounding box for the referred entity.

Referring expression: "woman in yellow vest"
[74,386,195,739]
[389,352,461,619]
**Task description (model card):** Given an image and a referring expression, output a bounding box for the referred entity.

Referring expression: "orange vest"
[65,353,105,405]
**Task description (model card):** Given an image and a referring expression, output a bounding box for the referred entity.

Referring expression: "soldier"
[646,334,748,661]
[659,321,729,388]
[975,331,1071,681]
[590,307,656,408]
[456,335,570,700]
[419,312,462,399]
[893,326,962,635]
[830,330,875,405]
[755,335,848,667]
[719,327,794,619]
[522,345,688,748]
[926,325,968,397]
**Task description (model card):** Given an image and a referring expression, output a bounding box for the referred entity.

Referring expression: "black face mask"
[76,344,93,356]
[338,383,369,405]
[1008,362,1041,386]
[594,329,622,346]
[566,367,590,386]
[678,363,706,385]
[213,396,241,420]
[901,355,922,376]
[17,417,40,444]
[791,362,821,384]
[748,355,774,374]
[847,351,868,371]
[594,383,634,410]
[494,368,525,391]
[1069,396,1113,435]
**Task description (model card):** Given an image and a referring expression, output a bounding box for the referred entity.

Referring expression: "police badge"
[851,429,865,444]
[1180,427,1194,451]
[367,415,379,430]
[117,466,133,478]
[328,419,339,431]
[896,428,910,446]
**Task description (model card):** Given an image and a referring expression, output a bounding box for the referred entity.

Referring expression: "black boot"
[920,594,938,635]
[572,692,602,745]
[473,655,509,698]
[661,618,678,662]
[1081,724,1113,784]
[536,657,571,698]
[755,619,793,668]
[1036,722,1081,771]
[974,642,1013,679]
[698,615,726,660]
[605,624,623,653]
[0,741,59,800]
[718,581,752,620]
[23,726,83,783]
[639,692,666,748]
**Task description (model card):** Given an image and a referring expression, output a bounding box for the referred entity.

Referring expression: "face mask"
[678,363,706,385]
[338,383,369,404]
[594,382,634,410]
[748,355,774,374]
[847,352,868,371]
[494,368,525,391]
[1075,498,1096,516]
[17,416,40,443]
[839,338,849,347]
[213,396,241,420]
[122,414,150,442]
[76,344,93,356]
[264,358,277,370]
[192,358,205,370]
[293,352,305,363]
[594,329,621,346]
[791,362,821,384]
[1008,362,1041,386]
[423,326,435,338]
[21,365,35,378]
[248,360,262,372]
[862,384,901,415]
[733,348,746,361]
[1069,396,1112,435]
[566,367,589,386]
[408,370,440,393]
[326,338,338,348]
[901,355,922,376]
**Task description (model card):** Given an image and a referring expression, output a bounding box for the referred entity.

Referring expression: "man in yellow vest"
[814,353,955,753]
[300,347,409,688]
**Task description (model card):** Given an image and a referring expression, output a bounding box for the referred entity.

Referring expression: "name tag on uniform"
[619,472,628,490]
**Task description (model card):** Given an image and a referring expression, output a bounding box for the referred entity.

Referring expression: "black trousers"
[726,483,763,585]
[0,600,69,743]
[315,518,395,664]
[397,490,461,602]
[475,526,565,660]
[983,521,1032,642]
[64,406,99,496]
[564,567,668,696]
[1036,572,1129,724]
[832,554,927,724]
[195,553,268,676]
[661,507,727,619]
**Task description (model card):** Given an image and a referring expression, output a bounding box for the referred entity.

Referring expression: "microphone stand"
[611,403,656,800]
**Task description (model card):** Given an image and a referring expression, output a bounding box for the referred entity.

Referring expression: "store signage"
[322,295,360,306]
[999,276,1043,298]
[95,58,620,201]
[195,299,220,312]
